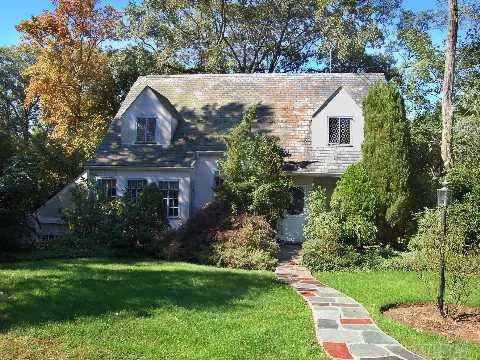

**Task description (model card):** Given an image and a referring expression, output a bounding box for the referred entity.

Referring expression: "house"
[32,73,385,242]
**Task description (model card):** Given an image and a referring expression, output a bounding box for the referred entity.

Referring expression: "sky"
[0,0,445,47]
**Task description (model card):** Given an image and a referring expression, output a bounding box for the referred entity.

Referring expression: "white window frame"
[96,177,117,202]
[126,178,147,202]
[158,180,180,218]
[136,117,157,144]
[328,116,352,145]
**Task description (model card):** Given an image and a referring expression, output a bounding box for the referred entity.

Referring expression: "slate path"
[275,254,424,360]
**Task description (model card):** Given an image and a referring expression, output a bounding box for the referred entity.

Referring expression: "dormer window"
[329,117,351,145]
[136,117,156,144]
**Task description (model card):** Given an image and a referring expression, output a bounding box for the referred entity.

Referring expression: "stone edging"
[275,261,424,360]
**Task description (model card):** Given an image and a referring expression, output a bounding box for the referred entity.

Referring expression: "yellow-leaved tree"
[16,0,120,160]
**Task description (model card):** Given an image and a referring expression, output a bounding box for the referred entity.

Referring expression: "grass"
[0,258,324,360]
[315,271,480,360]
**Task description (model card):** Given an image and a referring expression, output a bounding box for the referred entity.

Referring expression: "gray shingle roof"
[87,73,385,169]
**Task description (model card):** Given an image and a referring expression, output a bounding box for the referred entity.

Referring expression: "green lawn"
[0,259,324,360]
[315,271,480,360]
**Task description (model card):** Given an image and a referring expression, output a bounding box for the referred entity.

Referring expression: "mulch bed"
[384,302,480,343]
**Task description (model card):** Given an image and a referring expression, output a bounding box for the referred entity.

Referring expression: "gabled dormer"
[120,86,179,147]
[310,87,364,149]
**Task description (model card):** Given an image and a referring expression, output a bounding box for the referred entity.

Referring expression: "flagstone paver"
[275,256,424,360]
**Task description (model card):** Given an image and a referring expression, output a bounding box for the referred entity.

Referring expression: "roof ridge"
[140,72,385,79]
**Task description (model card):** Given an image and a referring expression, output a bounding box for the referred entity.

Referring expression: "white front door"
[278,185,307,243]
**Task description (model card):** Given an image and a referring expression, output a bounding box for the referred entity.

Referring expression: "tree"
[16,0,120,160]
[437,0,458,317]
[107,46,160,103]
[216,105,291,223]
[362,82,412,243]
[0,47,37,146]
[441,0,458,171]
[122,0,400,73]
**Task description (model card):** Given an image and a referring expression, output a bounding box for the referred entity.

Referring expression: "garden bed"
[384,302,480,343]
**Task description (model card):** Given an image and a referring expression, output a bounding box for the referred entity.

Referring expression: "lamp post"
[436,183,452,316]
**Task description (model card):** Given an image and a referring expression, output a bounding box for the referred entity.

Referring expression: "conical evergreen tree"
[362,82,412,242]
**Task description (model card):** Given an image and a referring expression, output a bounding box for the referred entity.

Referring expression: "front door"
[278,185,307,243]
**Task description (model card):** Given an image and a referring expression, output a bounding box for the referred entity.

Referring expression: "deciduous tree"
[16,0,120,160]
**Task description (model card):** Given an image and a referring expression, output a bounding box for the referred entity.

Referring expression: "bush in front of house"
[216,105,292,224]
[212,214,279,270]
[330,162,380,247]
[302,186,361,271]
[63,181,168,255]
[164,201,231,262]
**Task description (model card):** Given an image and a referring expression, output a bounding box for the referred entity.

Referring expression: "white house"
[32,73,385,242]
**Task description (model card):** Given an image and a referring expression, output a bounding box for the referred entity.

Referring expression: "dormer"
[120,86,179,147]
[310,87,364,149]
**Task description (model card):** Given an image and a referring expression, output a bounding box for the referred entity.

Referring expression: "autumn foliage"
[16,0,120,159]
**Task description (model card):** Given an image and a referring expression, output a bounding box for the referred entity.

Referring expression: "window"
[158,181,179,217]
[328,117,351,144]
[287,186,305,215]
[97,178,117,202]
[136,117,156,143]
[127,179,147,202]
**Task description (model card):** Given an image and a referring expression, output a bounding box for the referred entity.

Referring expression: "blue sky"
[0,0,444,47]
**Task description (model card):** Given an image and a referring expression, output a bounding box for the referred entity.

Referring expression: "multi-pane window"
[328,117,351,144]
[97,178,117,202]
[158,181,179,217]
[136,117,156,143]
[127,179,147,202]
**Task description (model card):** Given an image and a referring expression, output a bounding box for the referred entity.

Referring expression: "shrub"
[212,215,279,270]
[302,187,360,271]
[330,162,380,247]
[63,181,169,254]
[166,201,230,261]
[362,82,412,242]
[115,183,169,253]
[216,105,292,223]
[409,187,480,307]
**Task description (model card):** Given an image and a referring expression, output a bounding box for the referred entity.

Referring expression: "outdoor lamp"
[437,185,452,208]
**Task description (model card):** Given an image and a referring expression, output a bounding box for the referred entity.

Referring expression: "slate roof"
[87,73,385,171]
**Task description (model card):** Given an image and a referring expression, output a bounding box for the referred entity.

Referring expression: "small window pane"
[329,117,339,144]
[339,118,350,144]
[146,118,156,142]
[136,118,146,143]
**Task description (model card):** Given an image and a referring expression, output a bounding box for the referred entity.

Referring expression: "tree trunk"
[438,0,458,317]
[440,0,458,171]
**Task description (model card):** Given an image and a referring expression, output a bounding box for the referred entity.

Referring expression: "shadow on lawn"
[0,259,278,332]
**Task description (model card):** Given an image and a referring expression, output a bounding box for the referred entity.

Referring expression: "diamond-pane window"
[329,117,351,144]
[136,117,156,143]
[158,181,180,218]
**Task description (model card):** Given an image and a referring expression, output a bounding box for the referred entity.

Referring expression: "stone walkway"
[275,254,424,360]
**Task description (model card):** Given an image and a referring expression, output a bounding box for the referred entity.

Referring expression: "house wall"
[310,88,364,149]
[192,153,222,211]
[121,87,178,146]
[90,168,192,229]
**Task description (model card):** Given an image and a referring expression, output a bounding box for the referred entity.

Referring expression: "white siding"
[121,87,178,146]
[90,168,192,229]
[192,154,222,211]
[311,88,364,149]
